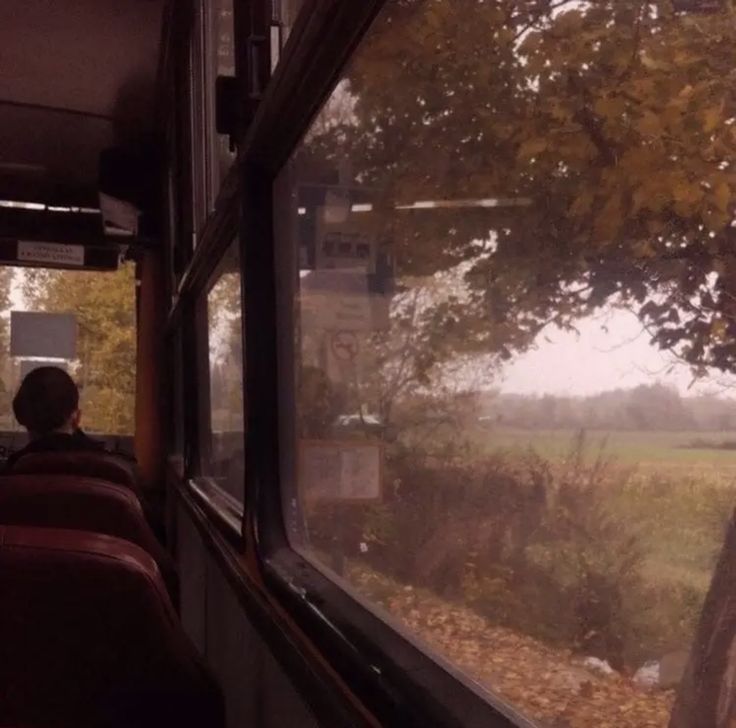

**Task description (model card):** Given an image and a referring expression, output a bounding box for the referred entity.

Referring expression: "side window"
[270,0,305,70]
[189,0,236,226]
[205,0,236,204]
[275,1,736,726]
[197,242,245,507]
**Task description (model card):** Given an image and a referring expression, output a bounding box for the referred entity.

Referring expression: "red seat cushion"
[0,526,223,728]
[0,475,177,601]
[10,451,141,496]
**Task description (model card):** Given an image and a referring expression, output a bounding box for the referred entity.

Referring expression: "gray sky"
[500,306,736,398]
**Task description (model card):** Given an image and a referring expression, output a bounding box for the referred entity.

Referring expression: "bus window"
[276,1,736,725]
[270,0,305,70]
[197,242,245,505]
[8,263,136,444]
[205,0,235,202]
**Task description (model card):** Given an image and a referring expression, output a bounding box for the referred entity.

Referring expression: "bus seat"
[0,526,224,728]
[0,475,177,603]
[9,450,141,495]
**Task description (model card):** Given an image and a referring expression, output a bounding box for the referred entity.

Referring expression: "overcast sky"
[500,306,736,398]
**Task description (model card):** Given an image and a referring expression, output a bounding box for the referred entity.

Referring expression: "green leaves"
[22,265,137,434]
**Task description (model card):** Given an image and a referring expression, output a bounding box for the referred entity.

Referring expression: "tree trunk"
[670,510,736,728]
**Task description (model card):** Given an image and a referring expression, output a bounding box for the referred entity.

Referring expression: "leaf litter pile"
[350,566,674,728]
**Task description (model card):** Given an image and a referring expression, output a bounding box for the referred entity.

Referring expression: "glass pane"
[271,0,305,69]
[276,2,736,725]
[200,243,245,503]
[2,263,137,454]
[206,0,236,202]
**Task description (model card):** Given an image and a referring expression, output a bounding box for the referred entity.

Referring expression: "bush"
[305,432,715,670]
[364,434,643,666]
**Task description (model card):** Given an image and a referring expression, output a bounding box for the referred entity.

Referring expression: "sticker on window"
[299,440,383,502]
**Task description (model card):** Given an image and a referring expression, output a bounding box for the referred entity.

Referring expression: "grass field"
[313,424,736,671]
[474,427,736,573]
[451,426,736,658]
[300,424,736,720]
[472,427,736,470]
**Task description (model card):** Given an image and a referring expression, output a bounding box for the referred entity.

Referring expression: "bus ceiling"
[0,0,166,248]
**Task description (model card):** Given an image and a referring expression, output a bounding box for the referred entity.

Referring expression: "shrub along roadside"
[305,433,730,672]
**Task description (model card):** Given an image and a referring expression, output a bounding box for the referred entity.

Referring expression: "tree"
[299,0,736,376]
[0,265,17,422]
[360,271,499,429]
[21,264,137,434]
[206,267,244,432]
[626,382,696,429]
[298,270,499,438]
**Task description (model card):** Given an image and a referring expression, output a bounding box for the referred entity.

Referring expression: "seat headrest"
[0,475,177,601]
[0,524,168,605]
[0,526,221,727]
[0,473,140,508]
[10,451,140,494]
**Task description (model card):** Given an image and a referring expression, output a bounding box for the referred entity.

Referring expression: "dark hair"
[13,366,79,435]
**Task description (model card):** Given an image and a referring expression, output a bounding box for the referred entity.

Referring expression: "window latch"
[246,34,267,100]
[215,75,239,138]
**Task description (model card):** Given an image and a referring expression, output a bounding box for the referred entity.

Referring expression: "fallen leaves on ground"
[349,566,674,728]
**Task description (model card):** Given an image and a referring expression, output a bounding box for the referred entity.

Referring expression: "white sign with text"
[299,440,382,502]
[18,241,85,267]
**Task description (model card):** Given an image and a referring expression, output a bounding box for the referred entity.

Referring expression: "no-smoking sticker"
[330,331,359,361]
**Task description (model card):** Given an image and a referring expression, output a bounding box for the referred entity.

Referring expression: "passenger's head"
[13,366,81,438]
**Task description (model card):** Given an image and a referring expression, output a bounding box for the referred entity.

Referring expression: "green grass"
[471,427,736,470]
[469,427,735,648]
[472,427,736,573]
[392,424,736,660]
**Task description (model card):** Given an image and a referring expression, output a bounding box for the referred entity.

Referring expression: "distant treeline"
[483,384,736,432]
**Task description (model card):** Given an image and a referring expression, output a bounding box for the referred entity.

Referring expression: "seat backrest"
[10,450,140,494]
[0,475,177,600]
[0,526,223,728]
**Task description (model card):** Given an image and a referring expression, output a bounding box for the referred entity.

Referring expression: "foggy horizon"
[499,306,736,400]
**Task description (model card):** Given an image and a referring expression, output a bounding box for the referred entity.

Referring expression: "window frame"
[240,2,535,726]
[164,0,537,724]
[180,204,244,544]
[189,0,210,239]
[269,0,308,72]
[165,0,245,543]
[164,0,196,282]
[203,0,237,208]
[191,239,246,523]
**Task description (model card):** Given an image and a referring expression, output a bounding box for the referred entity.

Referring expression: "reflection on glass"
[276,1,736,725]
[203,244,245,502]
